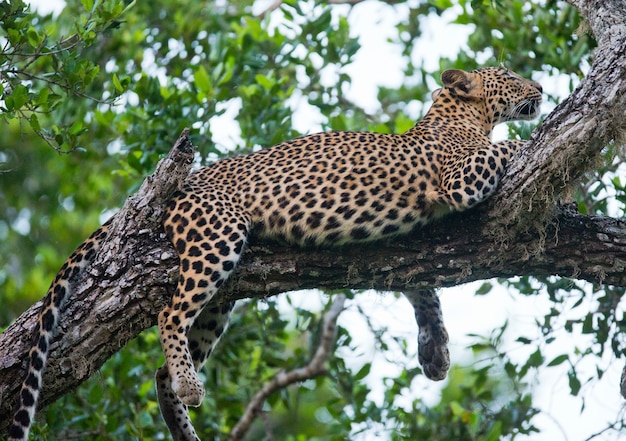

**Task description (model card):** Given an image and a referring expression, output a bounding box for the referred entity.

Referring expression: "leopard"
[8,66,542,441]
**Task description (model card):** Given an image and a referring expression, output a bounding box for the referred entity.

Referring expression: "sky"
[24,0,626,440]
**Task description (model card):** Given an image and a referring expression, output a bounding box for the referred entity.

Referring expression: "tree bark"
[486,0,626,242]
[1,0,626,431]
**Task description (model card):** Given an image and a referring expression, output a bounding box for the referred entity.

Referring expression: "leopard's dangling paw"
[404,289,450,381]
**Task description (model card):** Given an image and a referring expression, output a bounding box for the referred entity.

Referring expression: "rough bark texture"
[488,0,626,241]
[1,0,626,431]
[0,128,196,429]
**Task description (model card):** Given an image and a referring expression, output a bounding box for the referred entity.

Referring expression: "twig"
[2,37,83,59]
[583,419,624,441]
[228,294,347,441]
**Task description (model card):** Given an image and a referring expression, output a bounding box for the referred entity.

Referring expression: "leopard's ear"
[431,88,442,100]
[441,69,482,99]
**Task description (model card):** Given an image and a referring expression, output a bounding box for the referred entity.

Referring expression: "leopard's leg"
[428,139,527,212]
[156,302,234,441]
[403,289,450,381]
[159,194,249,407]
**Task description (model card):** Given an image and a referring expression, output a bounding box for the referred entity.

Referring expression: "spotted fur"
[8,225,109,440]
[10,67,541,441]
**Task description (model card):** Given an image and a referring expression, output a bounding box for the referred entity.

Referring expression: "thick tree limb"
[0,149,625,429]
[2,0,626,432]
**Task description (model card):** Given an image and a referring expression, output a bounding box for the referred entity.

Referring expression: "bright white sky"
[26,0,626,440]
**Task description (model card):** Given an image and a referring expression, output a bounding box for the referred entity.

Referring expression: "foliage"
[1,0,624,439]
[23,296,541,441]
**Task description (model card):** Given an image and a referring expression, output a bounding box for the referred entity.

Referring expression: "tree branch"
[2,0,626,432]
[488,0,626,240]
[1,175,624,429]
[228,295,346,441]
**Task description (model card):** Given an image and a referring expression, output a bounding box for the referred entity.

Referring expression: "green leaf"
[255,73,275,91]
[485,420,503,441]
[112,73,124,93]
[527,348,544,367]
[127,149,143,172]
[582,313,594,334]
[475,282,493,295]
[36,88,49,106]
[449,401,465,416]
[193,65,212,94]
[27,26,43,47]
[69,121,84,135]
[310,8,332,34]
[394,112,415,133]
[29,113,41,132]
[216,57,235,86]
[547,354,569,367]
[7,84,29,111]
[568,369,582,395]
[353,363,371,381]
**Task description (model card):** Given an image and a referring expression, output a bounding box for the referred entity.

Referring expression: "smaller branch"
[1,30,84,59]
[5,69,116,104]
[583,412,625,441]
[228,295,347,441]
[19,37,49,71]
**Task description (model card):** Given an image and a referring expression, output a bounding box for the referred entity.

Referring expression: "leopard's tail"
[8,225,109,441]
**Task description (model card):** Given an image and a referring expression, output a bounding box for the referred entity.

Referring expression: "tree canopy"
[1,0,625,440]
